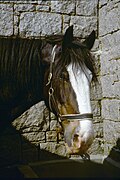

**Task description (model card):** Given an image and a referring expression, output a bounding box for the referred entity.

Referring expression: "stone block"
[90,81,102,100]
[46,131,57,142]
[104,120,120,141]
[40,142,56,154]
[36,5,50,12]
[63,15,70,24]
[51,0,75,14]
[70,16,97,38]
[38,0,50,5]
[99,4,120,36]
[103,120,120,155]
[50,120,58,131]
[40,142,67,157]
[100,31,120,51]
[19,12,62,37]
[99,0,107,7]
[88,138,104,155]
[0,4,13,36]
[12,101,50,132]
[76,0,98,16]
[101,99,119,121]
[54,143,66,156]
[100,53,120,76]
[93,117,102,123]
[93,123,103,138]
[0,3,13,11]
[14,1,38,3]
[100,75,120,98]
[91,100,101,117]
[22,131,45,143]
[14,4,36,12]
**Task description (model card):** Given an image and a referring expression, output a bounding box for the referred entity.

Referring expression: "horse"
[0,25,97,158]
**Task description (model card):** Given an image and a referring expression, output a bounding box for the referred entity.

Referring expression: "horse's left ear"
[62,25,73,50]
[83,30,96,50]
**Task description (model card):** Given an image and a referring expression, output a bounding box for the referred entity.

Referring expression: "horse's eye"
[59,47,62,52]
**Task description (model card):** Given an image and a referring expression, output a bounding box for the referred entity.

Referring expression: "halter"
[46,45,93,123]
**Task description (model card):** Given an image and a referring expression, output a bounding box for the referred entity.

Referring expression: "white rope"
[51,44,57,63]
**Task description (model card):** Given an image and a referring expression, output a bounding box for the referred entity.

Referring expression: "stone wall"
[0,0,119,163]
[99,0,120,155]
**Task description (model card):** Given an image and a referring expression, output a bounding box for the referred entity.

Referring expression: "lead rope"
[46,45,57,86]
[46,44,62,128]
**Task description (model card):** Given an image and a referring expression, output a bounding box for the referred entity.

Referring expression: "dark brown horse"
[0,26,97,158]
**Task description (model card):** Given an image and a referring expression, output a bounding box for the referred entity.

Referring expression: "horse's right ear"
[83,30,96,50]
[62,25,73,50]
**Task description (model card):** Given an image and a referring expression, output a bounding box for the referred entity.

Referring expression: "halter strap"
[60,113,93,121]
[61,113,93,120]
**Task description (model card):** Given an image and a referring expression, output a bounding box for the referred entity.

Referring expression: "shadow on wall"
[0,119,120,178]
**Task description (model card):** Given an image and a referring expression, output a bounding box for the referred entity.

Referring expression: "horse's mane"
[0,35,97,92]
[0,37,43,94]
[53,40,97,82]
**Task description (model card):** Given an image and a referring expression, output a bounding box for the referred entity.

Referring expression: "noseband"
[46,45,93,123]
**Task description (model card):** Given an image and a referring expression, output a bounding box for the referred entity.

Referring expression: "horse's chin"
[65,143,82,155]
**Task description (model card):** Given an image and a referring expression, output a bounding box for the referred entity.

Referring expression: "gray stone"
[90,81,102,100]
[14,4,36,12]
[100,53,120,76]
[76,0,98,16]
[46,131,57,142]
[0,4,13,36]
[51,0,75,14]
[93,123,103,138]
[93,117,102,123]
[101,99,119,121]
[54,143,66,156]
[70,16,97,38]
[14,15,19,35]
[40,142,56,154]
[38,0,50,5]
[0,3,13,11]
[22,131,45,143]
[40,142,67,157]
[103,120,120,155]
[63,15,71,24]
[36,5,49,11]
[100,75,120,98]
[12,101,50,132]
[99,4,120,36]
[104,120,120,143]
[88,138,104,155]
[50,120,58,131]
[15,1,38,3]
[91,101,101,117]
[100,31,120,51]
[99,0,108,7]
[19,12,62,37]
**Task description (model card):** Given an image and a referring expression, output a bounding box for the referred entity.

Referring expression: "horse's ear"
[83,30,96,50]
[62,25,73,49]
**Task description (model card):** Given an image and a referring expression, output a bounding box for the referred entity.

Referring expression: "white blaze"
[67,63,94,143]
[67,63,92,114]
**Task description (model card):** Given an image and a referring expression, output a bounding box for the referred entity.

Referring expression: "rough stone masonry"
[0,0,119,163]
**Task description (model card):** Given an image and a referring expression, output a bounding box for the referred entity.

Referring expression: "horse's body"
[0,26,97,157]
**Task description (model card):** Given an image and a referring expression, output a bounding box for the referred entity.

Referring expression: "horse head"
[42,26,96,157]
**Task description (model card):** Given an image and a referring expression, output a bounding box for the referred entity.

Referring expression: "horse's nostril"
[73,134,79,140]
